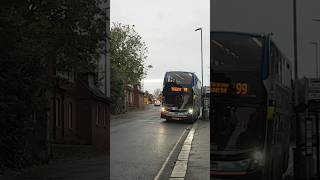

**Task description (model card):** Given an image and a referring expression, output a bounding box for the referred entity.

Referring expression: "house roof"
[78,80,111,103]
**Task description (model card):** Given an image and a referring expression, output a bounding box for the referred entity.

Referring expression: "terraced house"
[48,1,110,153]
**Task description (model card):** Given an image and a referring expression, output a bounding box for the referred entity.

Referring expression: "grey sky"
[111,0,210,93]
[212,0,320,79]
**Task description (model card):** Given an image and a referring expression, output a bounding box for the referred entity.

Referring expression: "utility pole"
[195,27,204,117]
[312,18,320,178]
[293,0,302,178]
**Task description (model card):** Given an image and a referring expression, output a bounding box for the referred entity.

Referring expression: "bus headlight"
[251,151,264,167]
[188,108,193,114]
[253,151,263,161]
[161,107,166,112]
[248,151,264,171]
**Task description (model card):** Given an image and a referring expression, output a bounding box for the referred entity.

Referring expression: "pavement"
[7,144,108,180]
[168,118,210,180]
[185,119,210,180]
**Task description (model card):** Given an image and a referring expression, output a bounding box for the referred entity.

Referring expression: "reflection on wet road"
[110,106,192,180]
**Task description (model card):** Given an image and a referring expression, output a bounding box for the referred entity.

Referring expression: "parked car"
[154,100,161,106]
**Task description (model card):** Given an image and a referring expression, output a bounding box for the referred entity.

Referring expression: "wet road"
[110,105,192,180]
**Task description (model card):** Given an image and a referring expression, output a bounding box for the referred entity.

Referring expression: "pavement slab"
[185,119,210,180]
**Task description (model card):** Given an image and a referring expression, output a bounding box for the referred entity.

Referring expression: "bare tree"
[153,88,162,100]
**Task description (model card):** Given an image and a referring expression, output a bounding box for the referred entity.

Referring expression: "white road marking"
[170,122,198,179]
[154,127,188,180]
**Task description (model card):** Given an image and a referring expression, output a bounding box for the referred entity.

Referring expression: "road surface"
[110,105,193,180]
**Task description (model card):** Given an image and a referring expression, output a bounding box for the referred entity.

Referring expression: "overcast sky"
[212,0,320,79]
[111,0,210,93]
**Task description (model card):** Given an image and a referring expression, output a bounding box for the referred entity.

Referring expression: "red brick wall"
[134,92,145,108]
[76,102,92,144]
[91,101,110,151]
[48,82,110,152]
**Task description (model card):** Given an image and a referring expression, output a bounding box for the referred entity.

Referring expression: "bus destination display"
[211,82,249,95]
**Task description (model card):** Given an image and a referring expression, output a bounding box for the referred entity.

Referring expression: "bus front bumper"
[161,111,193,120]
[210,169,262,180]
[210,159,264,180]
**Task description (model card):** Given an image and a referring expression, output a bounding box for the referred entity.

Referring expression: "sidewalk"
[6,144,108,180]
[185,119,210,180]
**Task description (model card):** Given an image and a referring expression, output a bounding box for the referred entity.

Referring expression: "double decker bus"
[161,71,201,122]
[210,31,292,180]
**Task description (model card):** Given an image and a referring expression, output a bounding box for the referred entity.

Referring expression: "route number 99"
[236,83,248,95]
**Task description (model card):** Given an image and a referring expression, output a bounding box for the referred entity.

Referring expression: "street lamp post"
[142,65,153,91]
[312,19,320,177]
[292,0,302,178]
[312,19,320,78]
[195,27,204,117]
[310,41,319,78]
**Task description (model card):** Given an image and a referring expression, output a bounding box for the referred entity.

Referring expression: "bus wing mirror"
[267,106,275,121]
[267,100,276,121]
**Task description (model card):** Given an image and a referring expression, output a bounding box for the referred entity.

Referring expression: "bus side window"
[284,60,287,87]
[277,51,281,83]
[271,43,280,82]
[287,63,291,87]
[271,44,276,77]
[288,62,290,87]
[283,58,286,86]
[281,57,284,85]
[283,59,286,87]
[278,52,281,82]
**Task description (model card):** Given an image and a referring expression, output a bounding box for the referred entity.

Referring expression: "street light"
[310,41,319,78]
[292,0,302,178]
[195,27,204,117]
[312,18,320,177]
[142,65,153,91]
[195,28,203,89]
[312,19,320,77]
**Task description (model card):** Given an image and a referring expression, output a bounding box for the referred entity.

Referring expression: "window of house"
[102,106,106,127]
[96,104,99,125]
[55,98,61,128]
[130,92,134,105]
[68,102,72,129]
[33,112,36,122]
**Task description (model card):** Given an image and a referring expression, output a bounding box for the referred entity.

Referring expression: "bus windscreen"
[210,32,267,154]
[164,72,193,86]
[211,104,266,152]
[211,32,264,71]
[162,72,195,110]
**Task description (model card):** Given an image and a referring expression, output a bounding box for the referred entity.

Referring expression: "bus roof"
[165,71,195,74]
[211,31,292,64]
[165,71,199,79]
